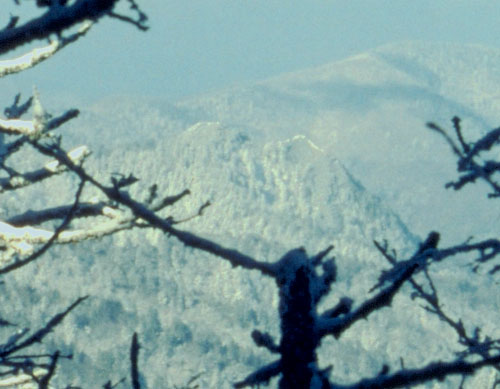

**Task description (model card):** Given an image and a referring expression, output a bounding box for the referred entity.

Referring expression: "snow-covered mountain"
[172,41,500,242]
[2,42,500,388]
[57,42,500,242]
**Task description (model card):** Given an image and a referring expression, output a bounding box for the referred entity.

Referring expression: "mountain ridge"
[4,41,500,387]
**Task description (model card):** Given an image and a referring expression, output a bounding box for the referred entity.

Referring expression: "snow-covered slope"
[4,121,421,387]
[175,42,500,242]
[2,42,500,388]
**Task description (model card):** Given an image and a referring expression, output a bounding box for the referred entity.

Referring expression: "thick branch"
[0,21,92,78]
[0,0,118,56]
[7,201,114,226]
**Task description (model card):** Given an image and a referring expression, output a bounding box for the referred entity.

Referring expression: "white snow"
[2,42,500,388]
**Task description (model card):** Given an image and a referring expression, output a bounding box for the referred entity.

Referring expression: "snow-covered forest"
[1,2,500,389]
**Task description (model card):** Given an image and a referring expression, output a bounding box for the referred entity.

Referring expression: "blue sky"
[3,0,500,105]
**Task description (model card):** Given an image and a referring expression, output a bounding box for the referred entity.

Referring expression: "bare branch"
[149,188,190,211]
[45,108,79,131]
[376,238,500,376]
[250,330,279,354]
[4,15,19,30]
[428,118,500,196]
[0,296,88,357]
[426,122,464,159]
[37,351,59,389]
[107,0,148,31]
[329,354,500,389]
[130,333,140,389]
[371,231,440,292]
[4,94,32,119]
[108,12,147,31]
[0,0,118,56]
[317,263,418,338]
[452,116,470,154]
[30,139,277,276]
[233,360,281,389]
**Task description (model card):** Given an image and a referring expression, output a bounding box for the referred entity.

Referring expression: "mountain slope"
[3,122,423,388]
[3,42,500,388]
[172,42,500,241]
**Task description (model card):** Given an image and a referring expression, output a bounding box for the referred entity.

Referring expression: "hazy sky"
[4,1,500,105]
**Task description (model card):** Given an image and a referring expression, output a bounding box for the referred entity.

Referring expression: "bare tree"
[0,1,148,387]
[2,2,500,388]
[38,110,500,388]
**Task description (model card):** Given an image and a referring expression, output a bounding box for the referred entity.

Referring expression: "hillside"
[2,42,500,388]
[173,41,500,241]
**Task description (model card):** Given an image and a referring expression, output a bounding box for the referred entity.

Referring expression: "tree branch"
[0,21,92,78]
[31,140,277,276]
[317,263,418,338]
[0,0,119,56]
[0,296,88,357]
[130,333,140,389]
[329,354,500,389]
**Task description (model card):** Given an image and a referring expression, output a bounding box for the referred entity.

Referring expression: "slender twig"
[0,296,88,358]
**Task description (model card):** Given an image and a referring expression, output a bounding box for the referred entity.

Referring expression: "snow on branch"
[0,20,92,78]
[0,117,35,135]
[1,107,79,163]
[22,105,500,387]
[28,139,278,276]
[7,201,115,226]
[0,0,148,56]
[0,207,137,268]
[0,212,130,247]
[44,145,89,172]
[0,173,198,274]
[0,367,51,388]
[0,91,78,138]
[0,179,85,273]
[0,145,89,193]
[0,94,83,193]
